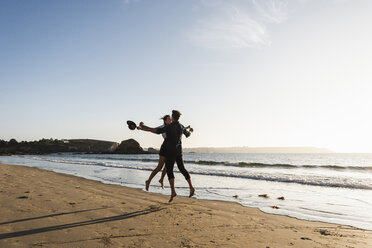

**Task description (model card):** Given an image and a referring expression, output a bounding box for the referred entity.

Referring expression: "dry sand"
[0,163,371,248]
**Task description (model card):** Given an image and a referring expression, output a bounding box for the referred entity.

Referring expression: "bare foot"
[159,179,164,189]
[189,187,195,198]
[168,193,177,202]
[145,180,150,191]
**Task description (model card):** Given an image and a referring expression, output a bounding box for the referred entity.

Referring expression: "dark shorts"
[159,143,167,157]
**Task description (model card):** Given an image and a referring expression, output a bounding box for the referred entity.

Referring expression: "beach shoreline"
[0,163,371,247]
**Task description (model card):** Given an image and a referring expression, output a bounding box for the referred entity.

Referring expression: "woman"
[144,115,171,191]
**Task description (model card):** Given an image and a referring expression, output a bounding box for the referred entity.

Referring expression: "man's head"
[171,110,181,122]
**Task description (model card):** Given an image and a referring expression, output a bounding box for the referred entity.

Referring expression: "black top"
[156,121,190,155]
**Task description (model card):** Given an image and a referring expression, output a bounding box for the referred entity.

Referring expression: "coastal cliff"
[0,138,147,155]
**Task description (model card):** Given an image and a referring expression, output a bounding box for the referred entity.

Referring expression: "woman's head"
[161,115,171,125]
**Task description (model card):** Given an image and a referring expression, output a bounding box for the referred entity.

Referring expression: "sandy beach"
[0,163,371,248]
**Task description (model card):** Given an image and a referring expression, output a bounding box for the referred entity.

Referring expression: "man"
[139,110,195,202]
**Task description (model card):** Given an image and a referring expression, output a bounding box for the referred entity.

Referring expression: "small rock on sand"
[259,194,269,198]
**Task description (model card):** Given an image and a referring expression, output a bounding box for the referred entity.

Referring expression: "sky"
[1,0,372,152]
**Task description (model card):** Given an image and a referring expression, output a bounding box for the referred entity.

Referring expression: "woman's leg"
[145,156,166,191]
[159,166,167,189]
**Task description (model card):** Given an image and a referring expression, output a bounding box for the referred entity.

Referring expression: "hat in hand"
[126,120,137,130]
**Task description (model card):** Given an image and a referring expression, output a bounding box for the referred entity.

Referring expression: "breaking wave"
[42,155,372,171]
[28,156,372,190]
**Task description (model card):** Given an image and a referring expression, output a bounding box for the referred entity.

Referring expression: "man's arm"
[138,122,157,134]
[139,122,165,134]
[183,125,193,138]
[186,125,194,132]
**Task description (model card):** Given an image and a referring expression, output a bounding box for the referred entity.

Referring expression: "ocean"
[1,153,372,230]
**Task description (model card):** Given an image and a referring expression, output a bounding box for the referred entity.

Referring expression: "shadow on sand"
[0,207,162,240]
[0,207,110,226]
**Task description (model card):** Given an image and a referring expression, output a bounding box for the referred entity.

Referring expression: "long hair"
[160,115,170,125]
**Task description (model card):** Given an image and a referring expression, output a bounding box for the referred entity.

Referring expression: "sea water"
[1,153,372,230]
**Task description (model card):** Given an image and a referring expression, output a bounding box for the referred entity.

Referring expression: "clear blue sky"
[2,0,372,152]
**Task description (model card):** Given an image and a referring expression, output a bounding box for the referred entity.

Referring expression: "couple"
[139,110,195,202]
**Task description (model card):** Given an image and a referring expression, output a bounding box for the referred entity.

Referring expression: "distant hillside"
[0,138,333,155]
[67,139,119,153]
[183,146,333,154]
[0,138,146,155]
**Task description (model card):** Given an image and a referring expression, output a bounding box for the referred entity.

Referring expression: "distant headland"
[183,146,333,154]
[0,138,151,155]
[0,138,333,155]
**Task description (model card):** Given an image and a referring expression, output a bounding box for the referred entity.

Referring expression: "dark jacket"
[156,121,190,155]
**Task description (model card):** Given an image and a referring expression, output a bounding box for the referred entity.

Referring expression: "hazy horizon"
[2,0,372,153]
[1,137,335,154]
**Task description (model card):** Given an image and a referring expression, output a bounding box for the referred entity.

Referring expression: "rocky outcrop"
[113,139,146,154]
[147,147,159,154]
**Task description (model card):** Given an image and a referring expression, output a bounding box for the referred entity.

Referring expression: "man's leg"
[165,155,177,202]
[175,154,195,197]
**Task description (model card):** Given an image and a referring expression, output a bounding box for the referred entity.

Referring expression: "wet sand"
[0,163,371,247]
